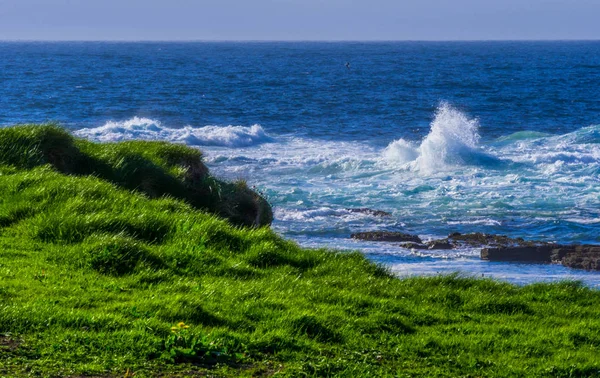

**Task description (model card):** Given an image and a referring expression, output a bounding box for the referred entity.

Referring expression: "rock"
[481,243,600,271]
[562,254,600,270]
[399,242,428,250]
[346,208,392,217]
[552,245,600,271]
[481,245,557,262]
[351,232,422,243]
[427,240,454,250]
[352,229,600,272]
[447,232,534,248]
[416,232,531,251]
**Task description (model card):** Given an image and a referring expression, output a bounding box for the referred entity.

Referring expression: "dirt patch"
[0,335,20,352]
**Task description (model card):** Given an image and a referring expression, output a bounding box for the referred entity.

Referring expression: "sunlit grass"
[0,125,599,377]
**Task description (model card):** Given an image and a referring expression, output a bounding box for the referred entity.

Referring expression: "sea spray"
[383,103,484,173]
[417,103,480,171]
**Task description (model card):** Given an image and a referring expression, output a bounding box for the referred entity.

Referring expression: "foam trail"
[75,117,273,147]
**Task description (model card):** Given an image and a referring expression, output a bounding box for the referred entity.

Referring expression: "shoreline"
[282,231,600,287]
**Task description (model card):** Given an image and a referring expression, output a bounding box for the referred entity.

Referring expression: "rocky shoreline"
[351,231,600,271]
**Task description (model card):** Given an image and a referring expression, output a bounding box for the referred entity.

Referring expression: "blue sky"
[0,0,598,40]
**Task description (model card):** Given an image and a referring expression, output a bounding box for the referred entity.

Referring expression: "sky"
[0,0,599,41]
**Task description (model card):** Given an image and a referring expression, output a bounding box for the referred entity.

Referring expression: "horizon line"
[1,38,600,43]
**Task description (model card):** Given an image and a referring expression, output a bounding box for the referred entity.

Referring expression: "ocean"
[1,41,599,285]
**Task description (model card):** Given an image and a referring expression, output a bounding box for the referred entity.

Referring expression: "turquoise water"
[1,42,599,285]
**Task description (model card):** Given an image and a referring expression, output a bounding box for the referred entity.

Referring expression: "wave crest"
[384,103,497,173]
[75,117,273,147]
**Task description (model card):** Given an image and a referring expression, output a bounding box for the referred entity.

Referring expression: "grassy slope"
[0,126,600,377]
[0,124,272,228]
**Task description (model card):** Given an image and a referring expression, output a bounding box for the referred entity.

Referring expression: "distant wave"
[74,117,273,147]
[560,124,600,145]
[496,124,600,167]
[383,103,504,173]
[494,131,552,144]
[495,124,600,146]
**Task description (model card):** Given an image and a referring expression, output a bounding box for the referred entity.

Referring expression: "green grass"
[0,124,272,228]
[1,125,600,377]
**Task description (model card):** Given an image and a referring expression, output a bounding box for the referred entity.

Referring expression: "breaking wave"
[74,117,273,147]
[383,103,503,173]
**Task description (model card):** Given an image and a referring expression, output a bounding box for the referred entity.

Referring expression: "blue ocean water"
[1,41,599,285]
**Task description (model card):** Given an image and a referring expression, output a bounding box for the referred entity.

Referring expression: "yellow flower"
[183,325,190,329]
[177,322,186,328]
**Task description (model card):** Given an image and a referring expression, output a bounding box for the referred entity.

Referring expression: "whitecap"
[446,219,502,226]
[382,138,418,165]
[565,218,600,225]
[75,117,273,147]
[383,103,502,173]
[274,206,389,222]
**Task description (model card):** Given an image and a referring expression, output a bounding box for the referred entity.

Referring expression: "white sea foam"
[446,219,502,226]
[274,206,390,222]
[74,117,273,147]
[498,124,600,165]
[383,103,486,173]
[382,139,418,165]
[275,207,351,222]
[565,218,600,225]
[203,136,380,178]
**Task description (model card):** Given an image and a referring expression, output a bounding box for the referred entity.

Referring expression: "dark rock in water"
[447,232,533,248]
[413,232,535,251]
[481,245,557,262]
[427,240,454,250]
[352,231,545,250]
[353,228,600,272]
[481,243,600,271]
[346,208,392,217]
[351,232,422,243]
[552,245,600,270]
[399,242,428,250]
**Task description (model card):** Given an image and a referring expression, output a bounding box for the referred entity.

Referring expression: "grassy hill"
[1,125,600,377]
[0,124,272,228]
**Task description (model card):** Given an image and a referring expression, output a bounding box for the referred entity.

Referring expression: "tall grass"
[0,125,599,377]
[0,124,272,228]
